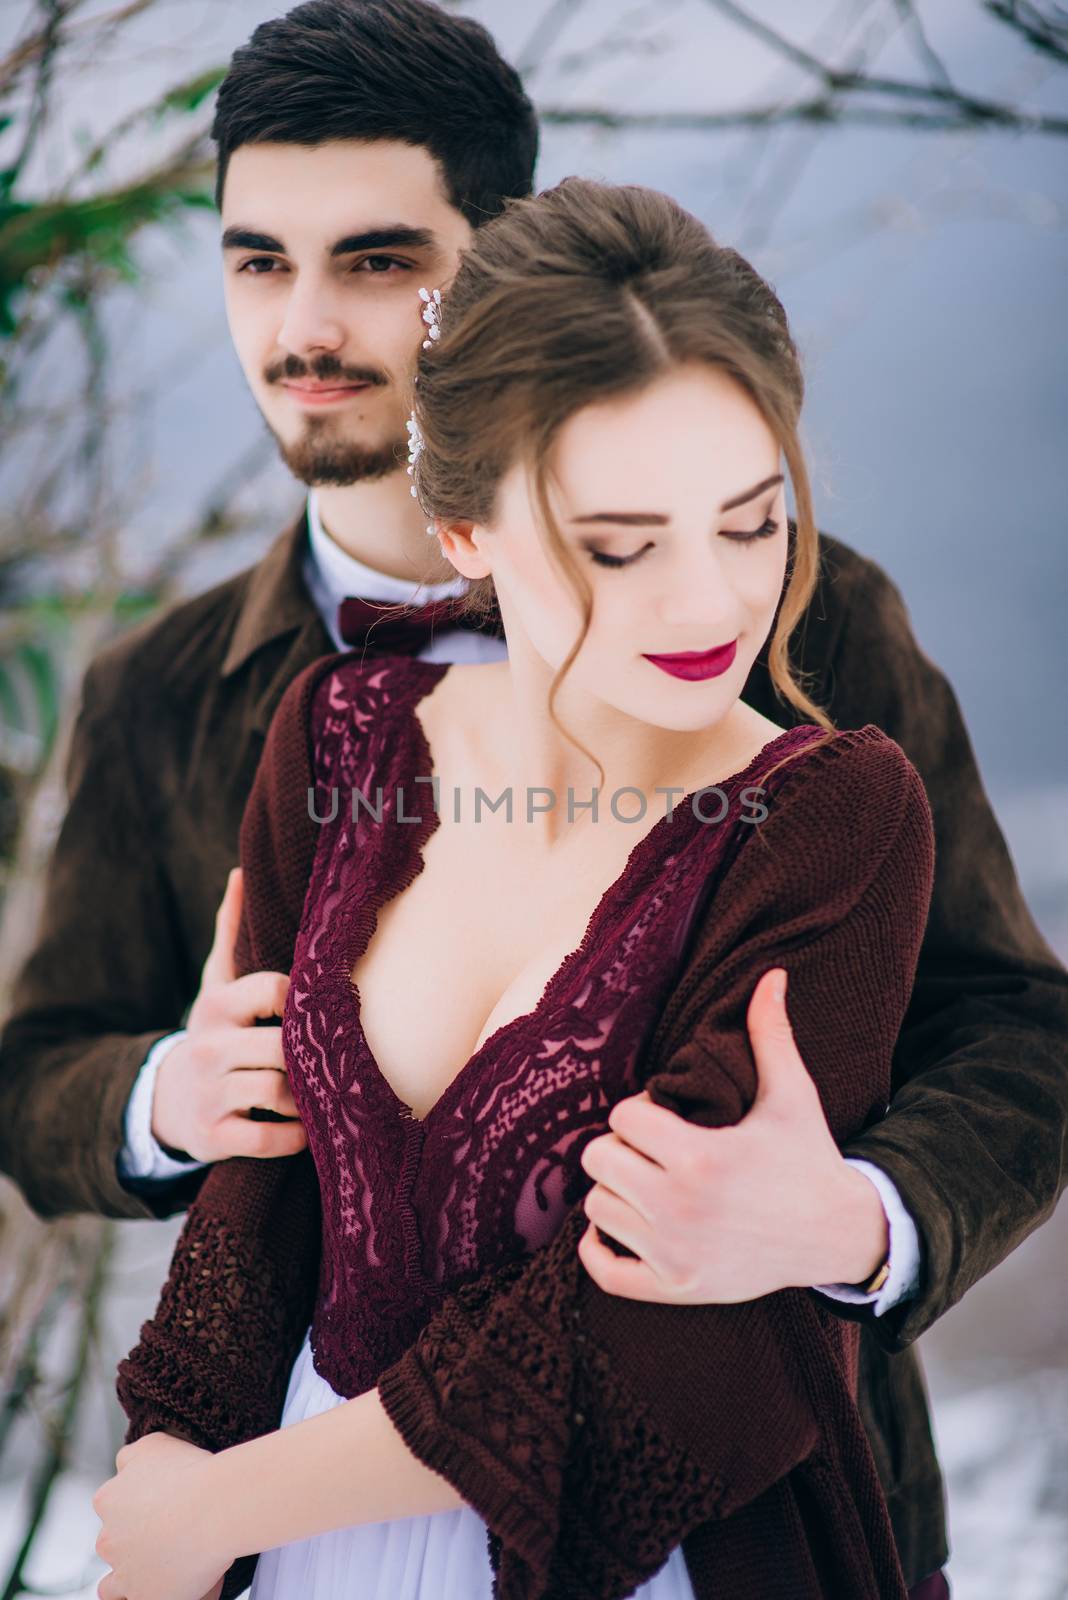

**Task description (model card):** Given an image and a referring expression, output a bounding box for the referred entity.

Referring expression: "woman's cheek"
[740,540,789,626]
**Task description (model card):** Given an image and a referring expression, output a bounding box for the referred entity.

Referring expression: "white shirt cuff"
[117,1030,208,1183]
[813,1157,921,1316]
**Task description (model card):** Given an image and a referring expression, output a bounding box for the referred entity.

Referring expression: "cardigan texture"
[11,515,1068,1581]
[289,658,829,1398]
[117,649,936,1600]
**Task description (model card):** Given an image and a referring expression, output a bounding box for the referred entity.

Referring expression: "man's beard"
[272,421,406,486]
[262,353,407,487]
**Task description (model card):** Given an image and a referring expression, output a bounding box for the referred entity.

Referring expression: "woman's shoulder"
[307,651,440,728]
[309,654,450,791]
[781,722,925,802]
[256,654,443,796]
[747,720,934,877]
[679,721,936,978]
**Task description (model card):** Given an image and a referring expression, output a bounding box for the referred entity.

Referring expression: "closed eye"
[588,541,654,569]
[721,515,781,544]
[587,516,780,569]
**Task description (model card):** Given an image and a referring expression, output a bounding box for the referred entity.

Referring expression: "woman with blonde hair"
[100,177,934,1600]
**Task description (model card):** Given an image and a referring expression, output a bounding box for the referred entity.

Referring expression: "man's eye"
[237,257,282,275]
[356,255,409,274]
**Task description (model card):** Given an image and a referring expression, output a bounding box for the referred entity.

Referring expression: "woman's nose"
[656,550,739,631]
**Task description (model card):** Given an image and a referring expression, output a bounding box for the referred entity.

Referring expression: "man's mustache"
[264,354,389,387]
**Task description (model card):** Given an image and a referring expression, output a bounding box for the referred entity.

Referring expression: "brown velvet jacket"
[2,514,1066,1586]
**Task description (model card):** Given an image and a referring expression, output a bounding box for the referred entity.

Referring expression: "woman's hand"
[92,1432,233,1600]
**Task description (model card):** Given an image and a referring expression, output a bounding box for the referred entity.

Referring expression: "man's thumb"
[747,968,809,1108]
[202,866,243,988]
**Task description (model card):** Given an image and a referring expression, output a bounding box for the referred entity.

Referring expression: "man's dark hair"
[211,0,538,224]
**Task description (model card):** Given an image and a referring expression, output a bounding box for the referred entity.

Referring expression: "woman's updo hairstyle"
[411,177,833,785]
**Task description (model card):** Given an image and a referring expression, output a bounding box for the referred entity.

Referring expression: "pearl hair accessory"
[410,286,442,532]
[405,412,434,535]
[406,412,423,487]
[418,285,442,348]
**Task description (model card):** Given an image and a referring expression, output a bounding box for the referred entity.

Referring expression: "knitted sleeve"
[374,728,935,1599]
[115,651,349,1599]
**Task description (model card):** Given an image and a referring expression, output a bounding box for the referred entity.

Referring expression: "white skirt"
[249,1325,697,1600]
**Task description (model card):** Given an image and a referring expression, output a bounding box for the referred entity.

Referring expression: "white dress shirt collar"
[302,490,507,664]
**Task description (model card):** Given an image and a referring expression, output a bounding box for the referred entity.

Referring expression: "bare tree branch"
[515,0,584,80]
[889,0,957,90]
[58,66,221,194]
[0,1221,113,1600]
[984,0,1068,62]
[552,29,673,80]
[701,0,837,85]
[538,96,1068,135]
[0,0,84,100]
[4,0,63,191]
[0,0,157,99]
[733,0,891,252]
[697,0,1064,126]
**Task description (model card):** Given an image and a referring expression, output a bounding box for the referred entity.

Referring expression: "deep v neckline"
[334,658,807,1129]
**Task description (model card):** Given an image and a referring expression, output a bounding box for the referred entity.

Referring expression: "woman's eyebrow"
[569,474,785,527]
[720,473,784,512]
[570,511,669,527]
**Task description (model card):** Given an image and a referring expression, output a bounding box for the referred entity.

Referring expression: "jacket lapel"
[218,508,335,737]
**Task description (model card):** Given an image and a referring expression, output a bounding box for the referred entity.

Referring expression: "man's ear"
[436,518,491,580]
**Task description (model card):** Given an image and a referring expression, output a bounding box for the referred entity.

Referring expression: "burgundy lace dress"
[248,654,828,1599]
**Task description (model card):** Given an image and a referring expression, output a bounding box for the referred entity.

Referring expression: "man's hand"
[151,868,308,1163]
[576,967,889,1304]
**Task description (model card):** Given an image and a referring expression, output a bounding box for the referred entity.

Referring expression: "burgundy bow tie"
[337,594,504,655]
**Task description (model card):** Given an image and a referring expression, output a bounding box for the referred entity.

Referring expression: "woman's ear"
[436,518,491,580]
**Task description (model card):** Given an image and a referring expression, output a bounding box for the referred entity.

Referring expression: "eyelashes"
[589,542,654,570]
[588,516,781,569]
[722,514,781,545]
[235,254,412,276]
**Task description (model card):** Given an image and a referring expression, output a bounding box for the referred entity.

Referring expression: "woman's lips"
[641,639,738,681]
[280,382,371,408]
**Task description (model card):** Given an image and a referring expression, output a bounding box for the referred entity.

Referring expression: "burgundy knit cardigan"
[116,653,935,1600]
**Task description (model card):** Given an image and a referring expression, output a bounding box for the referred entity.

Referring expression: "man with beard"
[1,0,529,1209]
[2,5,1065,1598]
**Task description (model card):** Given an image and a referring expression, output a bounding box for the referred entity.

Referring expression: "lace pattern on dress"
[282,657,825,1402]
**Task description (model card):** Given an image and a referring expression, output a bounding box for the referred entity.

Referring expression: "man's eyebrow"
[222,227,285,253]
[220,225,437,257]
[330,225,435,257]
[569,476,785,529]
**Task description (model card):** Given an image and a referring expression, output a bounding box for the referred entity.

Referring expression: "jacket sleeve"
[825,560,1068,1351]
[0,644,203,1221]
[374,731,935,1598]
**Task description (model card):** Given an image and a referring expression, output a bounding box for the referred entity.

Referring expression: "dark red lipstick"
[641,639,738,681]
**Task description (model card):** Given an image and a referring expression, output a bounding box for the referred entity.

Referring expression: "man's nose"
[275,276,347,356]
